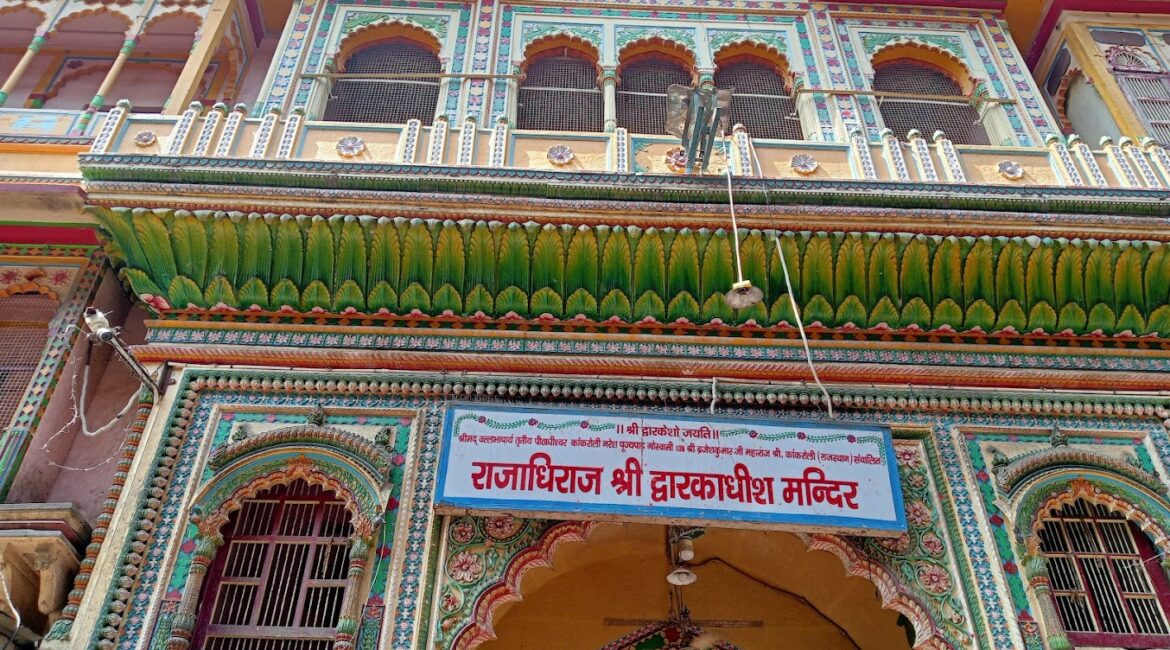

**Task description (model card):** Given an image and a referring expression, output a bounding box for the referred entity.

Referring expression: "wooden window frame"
[193,481,355,649]
[1040,500,1170,649]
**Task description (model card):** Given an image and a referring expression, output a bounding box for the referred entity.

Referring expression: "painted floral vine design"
[852,442,969,645]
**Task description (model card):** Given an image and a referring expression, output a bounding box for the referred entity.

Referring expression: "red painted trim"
[0,225,99,246]
[1028,0,1170,66]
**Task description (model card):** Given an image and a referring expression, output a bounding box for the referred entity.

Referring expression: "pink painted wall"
[6,271,149,525]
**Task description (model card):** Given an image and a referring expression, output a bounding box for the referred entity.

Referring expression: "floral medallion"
[484,515,522,541]
[336,135,366,158]
[997,159,1024,180]
[791,153,819,175]
[546,144,575,166]
[450,518,475,544]
[446,550,485,583]
[665,146,688,173]
[134,131,157,147]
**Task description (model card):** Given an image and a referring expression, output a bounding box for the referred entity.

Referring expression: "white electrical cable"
[773,236,835,418]
[0,566,21,650]
[720,130,746,284]
[715,126,834,417]
[709,377,718,414]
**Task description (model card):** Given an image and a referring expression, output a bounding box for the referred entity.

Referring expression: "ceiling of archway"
[482,523,912,650]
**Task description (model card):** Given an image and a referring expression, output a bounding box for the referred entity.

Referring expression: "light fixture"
[677,537,695,562]
[82,306,161,394]
[667,566,697,586]
[724,279,763,309]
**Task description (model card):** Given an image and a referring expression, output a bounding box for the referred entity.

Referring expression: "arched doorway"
[480,523,915,649]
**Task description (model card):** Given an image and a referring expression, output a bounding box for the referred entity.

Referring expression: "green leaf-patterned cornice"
[92,207,1170,339]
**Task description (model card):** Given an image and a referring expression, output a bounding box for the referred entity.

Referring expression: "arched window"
[323,39,442,125]
[0,295,55,429]
[616,55,692,135]
[872,60,990,145]
[194,480,355,650]
[1038,498,1170,647]
[517,49,602,132]
[714,55,802,140]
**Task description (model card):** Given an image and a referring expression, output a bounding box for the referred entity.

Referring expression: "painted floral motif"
[791,153,819,175]
[446,551,485,583]
[546,144,575,166]
[921,533,945,557]
[336,136,366,158]
[134,131,157,147]
[906,501,932,527]
[450,518,475,544]
[484,515,522,540]
[878,533,913,554]
[440,590,460,612]
[665,146,688,173]
[852,442,969,647]
[997,160,1024,180]
[917,563,953,594]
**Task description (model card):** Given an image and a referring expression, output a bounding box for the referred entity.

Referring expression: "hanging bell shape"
[724,279,764,309]
[666,566,698,586]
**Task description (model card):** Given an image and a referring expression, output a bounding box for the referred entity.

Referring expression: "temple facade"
[2,0,1170,648]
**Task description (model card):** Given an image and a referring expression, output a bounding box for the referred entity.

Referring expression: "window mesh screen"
[1119,73,1170,142]
[714,60,803,140]
[323,41,441,125]
[872,62,990,145]
[1039,498,1170,641]
[616,57,691,135]
[517,55,602,132]
[0,295,55,430]
[198,480,355,649]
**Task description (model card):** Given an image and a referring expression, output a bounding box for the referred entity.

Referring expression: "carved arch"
[0,4,47,28]
[520,33,601,75]
[1051,67,1084,134]
[46,7,132,39]
[141,9,201,37]
[40,61,184,104]
[870,39,979,96]
[194,450,385,540]
[332,19,443,72]
[712,40,796,92]
[1014,475,1170,553]
[617,36,697,75]
[447,522,954,650]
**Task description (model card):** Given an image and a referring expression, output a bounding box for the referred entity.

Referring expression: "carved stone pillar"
[333,537,372,650]
[697,68,715,90]
[165,532,223,650]
[1021,535,1072,650]
[599,67,618,133]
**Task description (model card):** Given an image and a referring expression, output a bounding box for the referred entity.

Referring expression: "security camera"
[83,307,116,342]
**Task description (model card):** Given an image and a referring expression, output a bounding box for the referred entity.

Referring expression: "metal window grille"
[517,54,602,132]
[713,60,803,140]
[1118,73,1170,142]
[616,57,692,136]
[0,295,55,431]
[197,480,355,650]
[872,62,990,145]
[1039,498,1170,645]
[323,41,442,126]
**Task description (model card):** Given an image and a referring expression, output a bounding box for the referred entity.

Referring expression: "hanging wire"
[720,129,746,286]
[773,234,834,418]
[0,567,20,650]
[716,126,834,417]
[38,331,159,472]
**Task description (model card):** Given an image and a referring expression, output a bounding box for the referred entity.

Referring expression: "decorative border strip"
[142,324,1170,374]
[77,155,1170,218]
